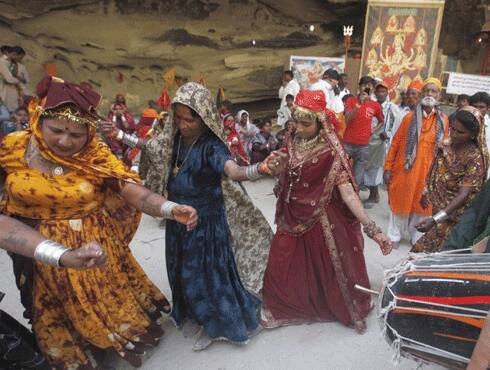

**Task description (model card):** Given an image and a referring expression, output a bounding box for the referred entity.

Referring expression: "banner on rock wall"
[360,0,445,101]
[289,56,344,89]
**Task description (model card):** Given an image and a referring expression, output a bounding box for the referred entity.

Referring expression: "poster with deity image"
[359,0,445,101]
[289,56,344,89]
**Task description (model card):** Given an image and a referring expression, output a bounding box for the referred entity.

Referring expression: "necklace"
[173,136,199,176]
[294,134,320,153]
[25,138,66,176]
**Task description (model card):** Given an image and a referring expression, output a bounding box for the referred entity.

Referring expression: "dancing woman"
[0,76,197,369]
[261,90,392,333]
[137,82,276,350]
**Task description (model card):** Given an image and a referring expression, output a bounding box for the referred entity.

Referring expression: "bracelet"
[432,210,448,224]
[160,201,179,220]
[116,130,124,141]
[121,133,139,148]
[246,163,263,181]
[363,220,382,239]
[34,240,70,267]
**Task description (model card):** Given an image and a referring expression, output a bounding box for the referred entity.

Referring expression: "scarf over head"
[460,105,489,175]
[139,82,273,294]
[29,75,141,242]
[407,79,423,92]
[404,79,445,170]
[293,89,341,133]
[293,89,357,188]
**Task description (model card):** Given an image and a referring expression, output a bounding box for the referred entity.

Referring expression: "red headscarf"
[294,90,340,131]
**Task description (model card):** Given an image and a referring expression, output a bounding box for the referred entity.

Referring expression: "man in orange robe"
[383,78,449,248]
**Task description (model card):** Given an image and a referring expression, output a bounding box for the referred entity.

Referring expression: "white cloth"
[278,79,300,108]
[381,100,401,139]
[339,87,350,100]
[276,105,292,128]
[307,79,344,113]
[363,167,383,187]
[387,212,425,245]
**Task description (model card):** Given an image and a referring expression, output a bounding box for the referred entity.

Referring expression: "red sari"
[262,129,371,328]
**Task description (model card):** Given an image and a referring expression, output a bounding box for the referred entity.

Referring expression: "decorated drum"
[379,251,490,369]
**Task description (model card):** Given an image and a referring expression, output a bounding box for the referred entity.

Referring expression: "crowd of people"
[0,42,488,370]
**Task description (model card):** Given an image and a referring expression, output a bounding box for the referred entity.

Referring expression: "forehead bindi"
[45,119,87,134]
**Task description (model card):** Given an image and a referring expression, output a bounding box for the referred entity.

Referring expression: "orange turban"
[142,108,159,118]
[407,80,423,92]
[423,77,442,90]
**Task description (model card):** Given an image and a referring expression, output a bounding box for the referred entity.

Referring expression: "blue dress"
[166,131,260,342]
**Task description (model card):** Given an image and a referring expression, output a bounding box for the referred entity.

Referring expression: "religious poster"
[289,56,344,88]
[359,0,445,100]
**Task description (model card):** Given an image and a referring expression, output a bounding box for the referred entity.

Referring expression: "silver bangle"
[246,163,263,181]
[121,133,139,148]
[34,240,70,267]
[432,210,448,224]
[160,201,179,220]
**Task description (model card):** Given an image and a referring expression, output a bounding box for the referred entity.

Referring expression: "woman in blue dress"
[139,83,279,350]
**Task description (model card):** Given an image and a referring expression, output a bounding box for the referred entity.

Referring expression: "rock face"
[0,0,485,114]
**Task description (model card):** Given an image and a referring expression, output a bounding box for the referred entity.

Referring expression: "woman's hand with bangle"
[60,241,107,269]
[414,216,436,232]
[100,120,119,139]
[160,201,198,231]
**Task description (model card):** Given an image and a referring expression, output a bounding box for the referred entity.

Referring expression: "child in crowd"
[250,118,278,164]
[223,114,249,165]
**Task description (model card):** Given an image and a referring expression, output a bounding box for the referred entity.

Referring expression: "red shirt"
[343,97,384,145]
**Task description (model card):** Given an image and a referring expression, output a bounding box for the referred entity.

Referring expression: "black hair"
[469,92,490,107]
[0,45,11,53]
[10,46,25,55]
[456,94,470,103]
[454,110,480,138]
[220,99,233,111]
[323,68,341,81]
[284,70,294,79]
[285,94,294,101]
[342,93,354,103]
[358,75,375,86]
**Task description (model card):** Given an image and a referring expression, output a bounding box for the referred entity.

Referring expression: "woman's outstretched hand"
[373,232,393,255]
[60,241,107,269]
[173,205,198,231]
[265,149,289,176]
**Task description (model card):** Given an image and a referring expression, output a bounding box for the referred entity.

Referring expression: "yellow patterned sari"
[0,108,169,369]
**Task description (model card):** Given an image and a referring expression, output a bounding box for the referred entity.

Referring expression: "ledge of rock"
[0,0,485,113]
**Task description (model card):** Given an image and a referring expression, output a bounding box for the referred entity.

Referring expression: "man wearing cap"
[383,78,449,248]
[363,80,401,207]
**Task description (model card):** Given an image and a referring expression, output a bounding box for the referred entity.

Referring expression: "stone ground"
[0,178,444,370]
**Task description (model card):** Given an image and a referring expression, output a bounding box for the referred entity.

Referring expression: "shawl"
[28,76,142,243]
[461,105,489,176]
[404,104,445,170]
[140,82,273,294]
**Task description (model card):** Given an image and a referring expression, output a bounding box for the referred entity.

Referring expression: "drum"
[378,250,490,369]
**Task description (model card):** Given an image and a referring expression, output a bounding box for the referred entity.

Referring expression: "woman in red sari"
[261,90,392,333]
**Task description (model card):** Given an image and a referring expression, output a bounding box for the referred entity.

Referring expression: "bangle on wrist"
[246,163,263,181]
[34,240,70,267]
[160,201,179,220]
[432,210,448,224]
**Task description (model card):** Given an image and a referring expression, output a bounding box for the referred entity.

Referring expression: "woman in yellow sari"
[0,76,197,369]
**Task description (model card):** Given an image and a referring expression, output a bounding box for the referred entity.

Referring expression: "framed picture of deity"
[359,0,445,101]
[289,56,344,89]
